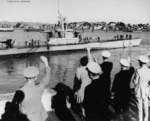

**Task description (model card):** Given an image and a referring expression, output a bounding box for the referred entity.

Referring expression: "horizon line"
[0,20,149,25]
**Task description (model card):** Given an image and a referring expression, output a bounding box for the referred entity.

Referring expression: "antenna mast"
[57,0,60,21]
[57,0,64,30]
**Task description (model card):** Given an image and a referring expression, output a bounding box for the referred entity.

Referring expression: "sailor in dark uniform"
[100,51,113,111]
[82,62,103,121]
[100,51,113,76]
[112,58,134,115]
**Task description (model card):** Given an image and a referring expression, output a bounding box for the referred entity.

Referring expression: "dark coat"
[1,102,29,121]
[112,67,134,112]
[100,61,113,75]
[83,77,107,121]
[52,83,76,121]
[100,61,113,100]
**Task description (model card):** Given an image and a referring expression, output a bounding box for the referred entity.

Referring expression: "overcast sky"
[0,0,149,24]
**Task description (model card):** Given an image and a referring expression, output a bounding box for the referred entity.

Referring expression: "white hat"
[120,58,130,67]
[102,51,111,58]
[23,66,39,78]
[138,55,149,64]
[87,62,102,74]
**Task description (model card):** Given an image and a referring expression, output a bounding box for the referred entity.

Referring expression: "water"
[0,31,150,93]
[0,50,87,93]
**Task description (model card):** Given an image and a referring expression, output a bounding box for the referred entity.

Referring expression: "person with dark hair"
[80,56,88,66]
[1,90,29,121]
[73,46,93,104]
[52,82,76,121]
[73,46,94,119]
[73,56,89,94]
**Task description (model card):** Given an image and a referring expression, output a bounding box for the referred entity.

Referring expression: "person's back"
[83,76,105,120]
[73,55,91,109]
[20,56,51,121]
[136,66,150,98]
[52,84,68,111]
[52,95,75,121]
[130,56,150,121]
[112,59,134,114]
[100,51,113,102]
[73,55,92,118]
[83,77,102,111]
[100,61,113,75]
[74,56,90,91]
[52,83,76,121]
[112,67,134,97]
[75,66,91,90]
[21,82,46,119]
[1,102,16,121]
[21,76,49,121]
[100,61,113,99]
[21,81,44,108]
[1,90,29,121]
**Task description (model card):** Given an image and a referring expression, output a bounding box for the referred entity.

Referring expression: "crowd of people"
[0,39,15,48]
[0,46,150,121]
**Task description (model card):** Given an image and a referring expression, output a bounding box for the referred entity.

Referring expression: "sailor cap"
[138,55,149,64]
[23,66,39,78]
[87,62,102,74]
[120,58,130,67]
[102,51,111,58]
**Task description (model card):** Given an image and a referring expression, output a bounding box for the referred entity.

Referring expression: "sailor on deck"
[20,56,51,121]
[130,55,150,121]
[0,39,15,48]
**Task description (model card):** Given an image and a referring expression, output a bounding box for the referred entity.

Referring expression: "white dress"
[21,81,48,121]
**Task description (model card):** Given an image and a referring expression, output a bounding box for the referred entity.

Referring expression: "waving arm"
[40,56,51,87]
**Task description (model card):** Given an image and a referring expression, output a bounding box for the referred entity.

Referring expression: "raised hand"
[40,56,49,67]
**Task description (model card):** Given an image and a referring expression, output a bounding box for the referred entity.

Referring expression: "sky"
[0,0,150,24]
